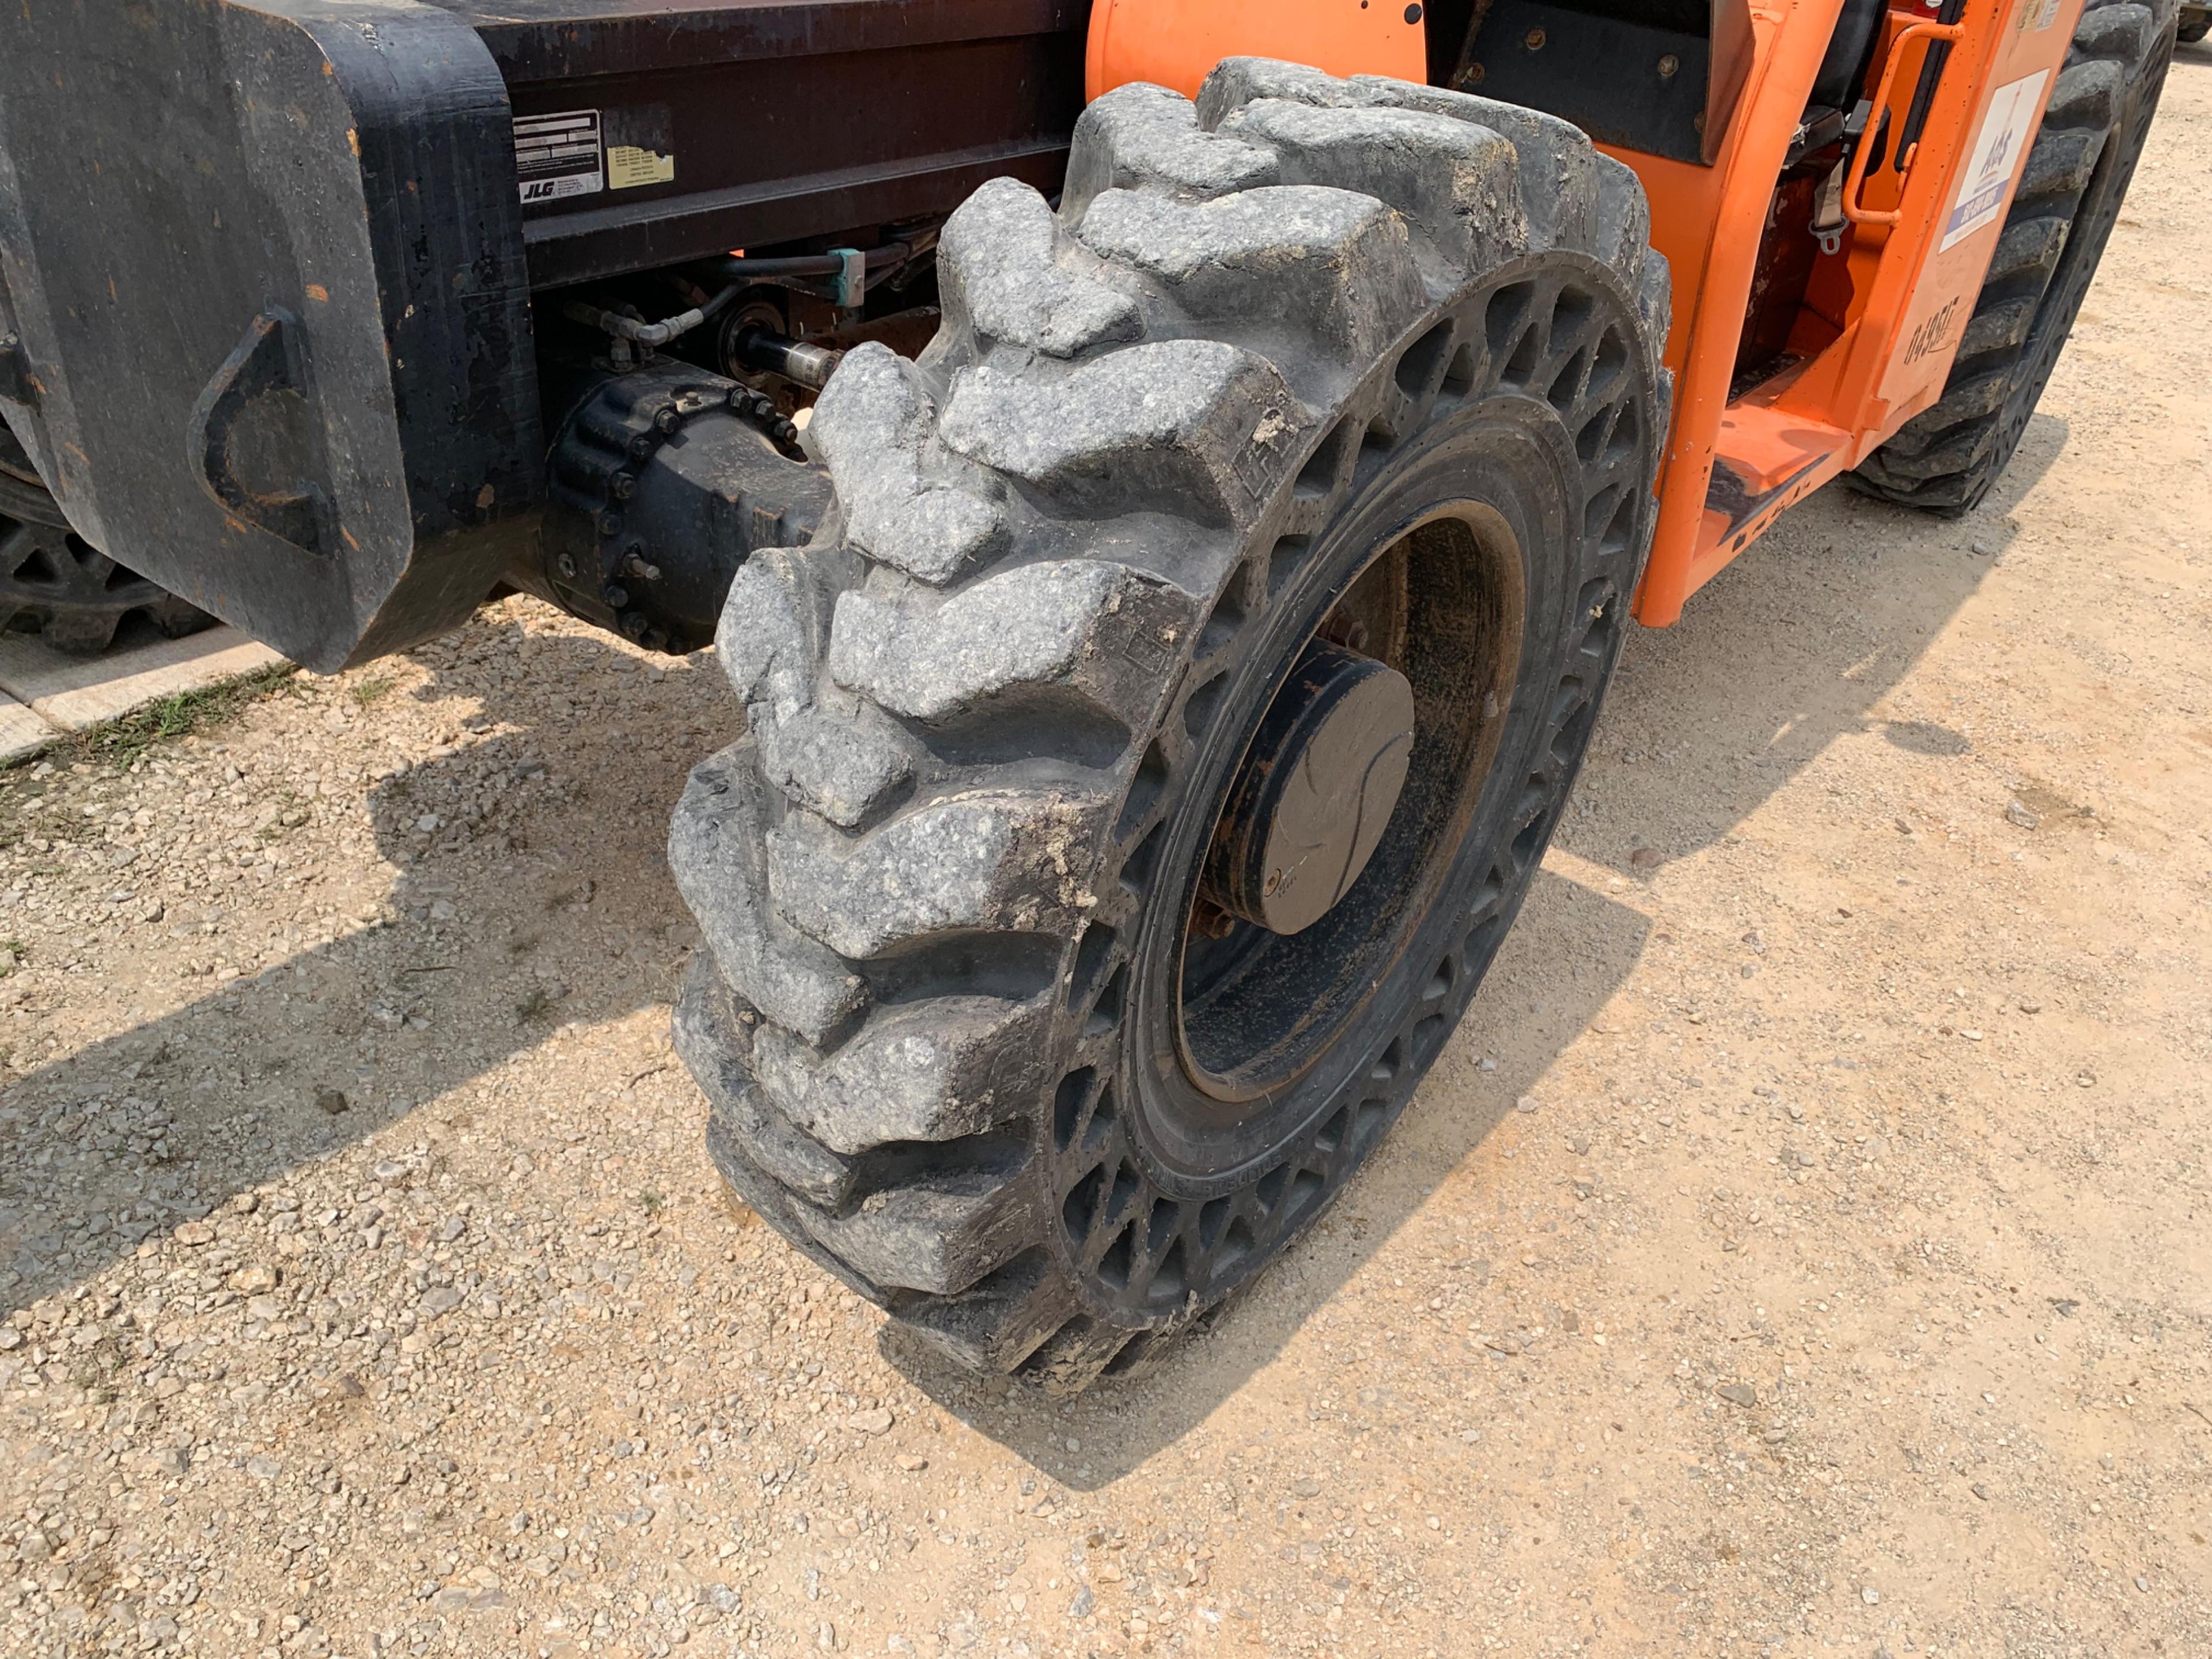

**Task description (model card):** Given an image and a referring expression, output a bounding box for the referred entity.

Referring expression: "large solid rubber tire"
[669,59,1671,1392]
[1853,0,2179,515]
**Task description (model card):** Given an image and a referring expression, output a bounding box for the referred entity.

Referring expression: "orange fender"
[1086,0,1427,103]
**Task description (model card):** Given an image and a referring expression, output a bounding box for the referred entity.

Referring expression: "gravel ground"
[5,48,2212,1659]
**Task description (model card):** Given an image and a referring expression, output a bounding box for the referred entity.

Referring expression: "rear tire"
[1853,0,2179,515]
[670,59,1671,1391]
[0,426,215,654]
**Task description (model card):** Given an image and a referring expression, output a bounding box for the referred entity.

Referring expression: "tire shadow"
[884,859,1649,1486]
[0,429,2050,1473]
[874,437,2064,1475]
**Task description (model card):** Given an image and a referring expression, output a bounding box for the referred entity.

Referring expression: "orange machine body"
[1086,0,2085,625]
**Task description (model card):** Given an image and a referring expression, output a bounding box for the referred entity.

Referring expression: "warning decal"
[1941,70,2049,251]
[514,109,603,206]
[607,145,675,190]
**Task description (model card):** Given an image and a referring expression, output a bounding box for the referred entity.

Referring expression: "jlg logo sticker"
[513,110,604,206]
[1942,71,2050,250]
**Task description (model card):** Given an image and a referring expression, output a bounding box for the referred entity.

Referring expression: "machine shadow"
[0,618,727,1318]
[1551,418,2065,880]
[5,434,2058,1470]
[880,435,2065,1477]
[887,863,1651,1487]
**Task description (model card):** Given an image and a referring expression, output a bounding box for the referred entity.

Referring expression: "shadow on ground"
[893,436,2059,1478]
[0,623,718,1320]
[1,431,2046,1474]
[1552,418,2063,879]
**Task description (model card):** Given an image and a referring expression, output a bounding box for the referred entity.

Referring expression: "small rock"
[0,1328,21,1351]
[1971,1482,1989,1501]
[847,1407,894,1435]
[895,1455,929,1472]
[229,1264,279,1294]
[1515,1094,1539,1114]
[1290,1477,1321,1498]
[2075,1070,2096,1088]
[419,1286,465,1319]
[247,1455,282,1480]
[2017,999,2041,1014]
[175,1220,216,1247]
[245,1295,283,1323]
[2135,1575,2150,1593]
[1069,1586,1094,1619]
[315,1087,350,1116]
[2003,798,2039,830]
[1483,1334,1522,1357]
[1716,1382,1757,1408]
[151,1445,190,1478]
[372,1158,407,1181]
[1861,1586,1881,1606]
[1628,846,1662,870]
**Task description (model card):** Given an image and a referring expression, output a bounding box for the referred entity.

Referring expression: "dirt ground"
[6,47,2212,1659]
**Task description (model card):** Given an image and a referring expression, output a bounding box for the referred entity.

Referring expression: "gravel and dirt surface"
[5,48,2211,1659]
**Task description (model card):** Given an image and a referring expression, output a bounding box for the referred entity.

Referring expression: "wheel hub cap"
[1199,640,1416,935]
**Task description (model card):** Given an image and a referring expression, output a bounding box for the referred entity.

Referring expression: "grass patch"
[514,984,557,1023]
[349,675,394,709]
[77,664,299,770]
[638,1190,666,1217]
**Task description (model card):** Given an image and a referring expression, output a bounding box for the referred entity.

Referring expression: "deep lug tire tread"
[673,59,1671,1388]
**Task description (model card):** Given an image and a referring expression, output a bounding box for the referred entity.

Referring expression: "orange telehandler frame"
[1089,0,2091,624]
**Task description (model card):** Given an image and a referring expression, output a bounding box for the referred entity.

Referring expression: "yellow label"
[607,145,675,190]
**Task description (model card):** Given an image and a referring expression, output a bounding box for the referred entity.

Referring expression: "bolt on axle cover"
[1200,639,1417,936]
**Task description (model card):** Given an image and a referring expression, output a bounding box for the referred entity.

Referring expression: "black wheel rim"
[1162,474,1535,1149]
[1045,262,1657,1321]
